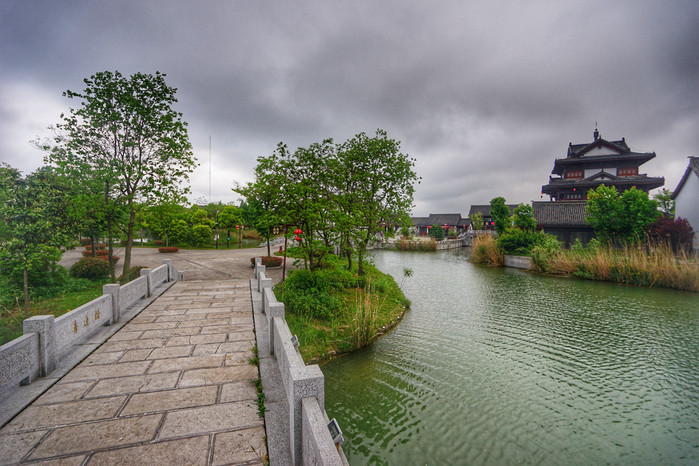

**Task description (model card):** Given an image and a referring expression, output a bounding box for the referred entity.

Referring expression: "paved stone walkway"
[0,279,267,465]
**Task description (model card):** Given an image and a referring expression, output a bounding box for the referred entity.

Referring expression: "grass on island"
[0,277,108,345]
[276,257,410,363]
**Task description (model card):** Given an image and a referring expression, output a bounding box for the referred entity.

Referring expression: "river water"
[322,249,698,465]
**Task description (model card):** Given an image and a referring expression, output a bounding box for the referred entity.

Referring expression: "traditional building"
[467,204,519,230]
[411,213,470,236]
[541,129,664,201]
[535,129,664,247]
[671,156,699,252]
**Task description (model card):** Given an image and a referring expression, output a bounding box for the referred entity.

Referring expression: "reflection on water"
[323,249,699,465]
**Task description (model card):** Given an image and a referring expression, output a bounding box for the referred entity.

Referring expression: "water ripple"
[323,250,699,465]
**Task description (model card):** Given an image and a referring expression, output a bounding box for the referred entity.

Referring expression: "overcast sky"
[1,0,697,215]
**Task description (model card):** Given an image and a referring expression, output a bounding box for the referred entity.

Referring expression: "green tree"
[43,70,196,276]
[586,185,659,243]
[513,203,537,231]
[144,199,189,247]
[218,205,242,246]
[337,130,418,275]
[0,164,75,312]
[190,224,213,247]
[490,197,511,235]
[653,188,675,217]
[429,225,445,240]
[470,212,484,231]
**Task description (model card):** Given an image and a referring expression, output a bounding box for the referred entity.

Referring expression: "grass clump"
[471,234,504,266]
[395,237,437,251]
[278,257,409,362]
[537,240,698,292]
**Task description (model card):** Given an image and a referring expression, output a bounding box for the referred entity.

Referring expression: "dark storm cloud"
[1,0,697,213]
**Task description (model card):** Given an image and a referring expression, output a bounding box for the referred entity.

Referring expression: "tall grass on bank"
[540,241,698,292]
[470,234,504,266]
[395,237,437,251]
[352,280,382,348]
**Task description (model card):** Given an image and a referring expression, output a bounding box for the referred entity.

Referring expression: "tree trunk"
[107,214,116,282]
[91,237,96,257]
[122,206,136,277]
[266,237,271,257]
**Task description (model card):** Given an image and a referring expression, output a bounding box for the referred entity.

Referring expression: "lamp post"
[215,210,220,249]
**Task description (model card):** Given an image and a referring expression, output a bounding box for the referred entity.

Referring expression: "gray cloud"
[1,0,697,214]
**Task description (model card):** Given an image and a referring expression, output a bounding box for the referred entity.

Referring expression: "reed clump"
[546,241,697,292]
[396,237,437,251]
[352,280,382,348]
[471,234,504,266]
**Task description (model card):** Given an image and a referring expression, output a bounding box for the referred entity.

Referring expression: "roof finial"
[593,122,599,141]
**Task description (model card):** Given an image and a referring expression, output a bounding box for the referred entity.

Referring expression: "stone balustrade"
[255,261,346,465]
[0,259,182,397]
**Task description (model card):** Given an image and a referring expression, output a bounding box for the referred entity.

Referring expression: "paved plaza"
[0,247,280,465]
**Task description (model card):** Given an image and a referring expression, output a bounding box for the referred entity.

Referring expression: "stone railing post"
[22,315,56,377]
[162,259,172,282]
[259,273,273,293]
[254,258,263,277]
[291,365,325,465]
[140,268,153,297]
[103,283,121,323]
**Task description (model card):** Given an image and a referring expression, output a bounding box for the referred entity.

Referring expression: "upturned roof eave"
[551,152,656,175]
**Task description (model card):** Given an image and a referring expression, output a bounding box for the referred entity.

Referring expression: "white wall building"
[671,156,699,252]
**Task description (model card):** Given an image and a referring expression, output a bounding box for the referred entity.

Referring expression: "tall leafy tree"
[653,188,675,217]
[586,185,659,243]
[337,130,418,275]
[0,164,75,312]
[42,71,196,276]
[513,203,537,231]
[490,197,511,235]
[470,212,484,231]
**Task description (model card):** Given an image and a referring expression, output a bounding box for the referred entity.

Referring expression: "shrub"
[79,238,91,246]
[84,243,106,251]
[497,228,556,255]
[153,240,164,246]
[158,247,179,253]
[281,268,351,320]
[648,216,695,254]
[119,266,148,284]
[428,225,444,240]
[251,256,283,267]
[70,257,110,279]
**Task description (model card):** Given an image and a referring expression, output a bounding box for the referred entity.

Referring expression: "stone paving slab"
[0,278,267,465]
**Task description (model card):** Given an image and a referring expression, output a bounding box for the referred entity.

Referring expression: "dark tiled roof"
[411,214,469,227]
[468,204,519,217]
[427,213,464,226]
[567,137,630,157]
[532,201,590,227]
[671,156,699,199]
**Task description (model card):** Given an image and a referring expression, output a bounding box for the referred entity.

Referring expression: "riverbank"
[278,260,410,363]
[471,234,698,292]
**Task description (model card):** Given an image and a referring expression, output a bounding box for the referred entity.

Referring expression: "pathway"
[0,250,273,464]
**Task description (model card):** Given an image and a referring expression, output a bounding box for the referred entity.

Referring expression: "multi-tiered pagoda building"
[541,129,664,201]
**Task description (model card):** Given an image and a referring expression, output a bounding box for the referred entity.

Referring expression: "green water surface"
[322,249,698,465]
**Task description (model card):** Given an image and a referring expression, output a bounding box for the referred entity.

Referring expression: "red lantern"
[236,225,240,230]
[294,235,301,242]
[294,228,302,235]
